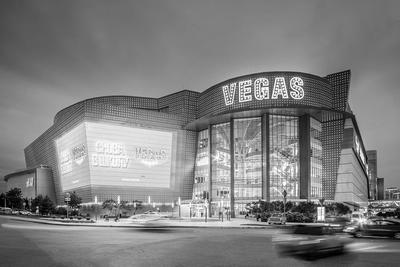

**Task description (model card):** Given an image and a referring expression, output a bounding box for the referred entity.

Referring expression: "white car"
[268,214,287,225]
[127,211,168,224]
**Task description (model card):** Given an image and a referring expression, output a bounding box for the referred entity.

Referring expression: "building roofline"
[4,165,50,181]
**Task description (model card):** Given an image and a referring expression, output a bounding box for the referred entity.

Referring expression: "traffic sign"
[65,197,71,202]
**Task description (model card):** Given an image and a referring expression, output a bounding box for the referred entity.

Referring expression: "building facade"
[377,177,384,200]
[4,165,55,203]
[385,187,400,200]
[367,150,377,200]
[4,70,370,216]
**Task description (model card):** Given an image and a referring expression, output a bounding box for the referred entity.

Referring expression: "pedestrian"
[245,212,249,219]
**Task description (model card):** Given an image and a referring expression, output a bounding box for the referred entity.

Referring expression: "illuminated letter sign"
[222,76,304,105]
[238,80,252,103]
[60,149,72,174]
[222,83,236,105]
[289,77,304,99]
[271,77,289,99]
[72,144,87,165]
[254,78,269,100]
[92,141,129,168]
[135,147,168,166]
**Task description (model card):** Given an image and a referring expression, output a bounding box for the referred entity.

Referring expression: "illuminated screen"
[86,122,175,188]
[56,122,176,190]
[55,123,90,191]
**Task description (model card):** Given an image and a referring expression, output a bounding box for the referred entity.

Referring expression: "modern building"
[385,187,400,200]
[4,165,55,202]
[367,150,377,200]
[377,177,384,200]
[4,70,370,216]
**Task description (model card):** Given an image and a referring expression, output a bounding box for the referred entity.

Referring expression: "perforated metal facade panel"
[22,70,369,206]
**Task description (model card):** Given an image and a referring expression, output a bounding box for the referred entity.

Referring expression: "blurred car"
[127,211,169,224]
[0,207,12,214]
[274,225,352,260]
[268,213,286,225]
[344,218,400,239]
[325,216,351,233]
[19,210,32,215]
[11,209,33,215]
[350,212,366,224]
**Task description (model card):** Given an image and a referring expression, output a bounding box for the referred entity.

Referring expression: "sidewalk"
[1,215,271,228]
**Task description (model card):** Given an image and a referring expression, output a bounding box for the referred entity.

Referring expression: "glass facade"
[193,129,209,199]
[269,115,299,200]
[233,118,262,200]
[193,114,328,215]
[211,123,231,205]
[310,117,323,198]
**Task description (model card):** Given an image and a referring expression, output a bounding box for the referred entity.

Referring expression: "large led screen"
[55,123,90,191]
[86,122,176,188]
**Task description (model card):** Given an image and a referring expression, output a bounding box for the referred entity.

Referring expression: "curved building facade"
[10,70,369,216]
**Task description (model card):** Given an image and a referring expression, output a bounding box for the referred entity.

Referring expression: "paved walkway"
[1,215,272,228]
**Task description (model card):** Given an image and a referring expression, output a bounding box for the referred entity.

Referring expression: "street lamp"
[220,196,224,222]
[65,193,71,218]
[282,190,287,218]
[178,196,181,218]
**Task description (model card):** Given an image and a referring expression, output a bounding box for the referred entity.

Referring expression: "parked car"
[344,218,400,239]
[268,213,286,225]
[274,225,352,260]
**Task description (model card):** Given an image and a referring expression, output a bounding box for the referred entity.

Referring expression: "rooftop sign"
[222,76,304,106]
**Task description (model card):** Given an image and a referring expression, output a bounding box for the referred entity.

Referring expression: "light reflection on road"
[1,222,100,231]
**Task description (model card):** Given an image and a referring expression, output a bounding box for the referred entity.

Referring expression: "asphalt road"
[1,216,400,267]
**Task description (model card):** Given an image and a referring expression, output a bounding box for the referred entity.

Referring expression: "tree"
[122,200,143,215]
[30,195,55,215]
[102,199,117,216]
[334,203,350,215]
[291,201,317,218]
[40,196,55,215]
[0,193,6,208]
[68,191,82,209]
[6,188,23,209]
[31,195,44,213]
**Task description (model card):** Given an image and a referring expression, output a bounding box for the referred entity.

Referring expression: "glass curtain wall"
[211,123,231,215]
[193,129,209,199]
[269,115,299,200]
[233,118,262,214]
[310,117,322,198]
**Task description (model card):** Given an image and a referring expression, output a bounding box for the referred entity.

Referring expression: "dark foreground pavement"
[2,216,400,267]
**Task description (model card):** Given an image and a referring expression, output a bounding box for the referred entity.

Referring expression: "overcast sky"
[0,0,399,188]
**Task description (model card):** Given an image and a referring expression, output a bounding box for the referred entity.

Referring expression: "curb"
[1,215,272,229]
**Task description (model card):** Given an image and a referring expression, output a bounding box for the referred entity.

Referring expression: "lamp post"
[178,197,181,218]
[220,197,224,222]
[283,190,287,218]
[94,195,98,221]
[65,193,71,218]
[204,198,208,223]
